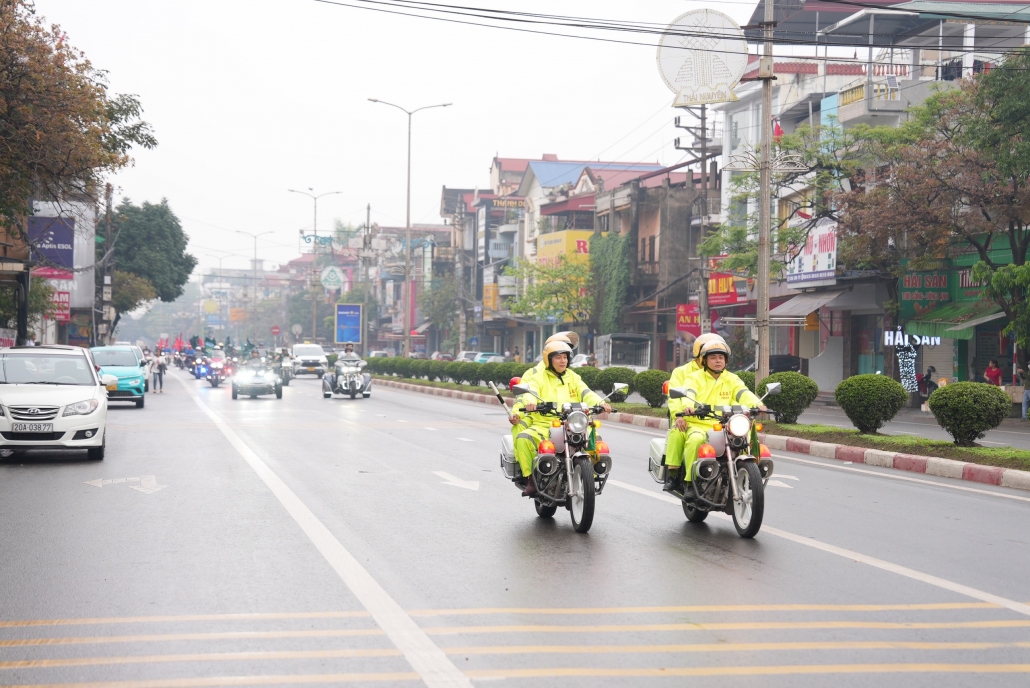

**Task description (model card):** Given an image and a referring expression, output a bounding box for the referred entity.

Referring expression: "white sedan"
[0,345,116,460]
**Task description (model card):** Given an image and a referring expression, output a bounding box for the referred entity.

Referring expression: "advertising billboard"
[676,304,701,337]
[335,304,363,345]
[28,217,74,269]
[536,230,603,266]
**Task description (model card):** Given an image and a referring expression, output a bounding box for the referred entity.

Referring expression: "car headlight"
[63,399,99,417]
[566,411,589,434]
[727,414,751,438]
[129,378,141,385]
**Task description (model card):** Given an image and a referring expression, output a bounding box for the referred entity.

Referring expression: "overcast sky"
[36,0,762,276]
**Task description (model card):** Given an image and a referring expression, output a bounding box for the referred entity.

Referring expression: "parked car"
[91,345,148,408]
[570,353,597,368]
[368,350,394,358]
[431,351,454,361]
[455,351,480,362]
[0,345,115,460]
[473,352,504,363]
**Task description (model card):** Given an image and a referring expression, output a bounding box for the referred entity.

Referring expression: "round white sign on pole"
[657,10,749,107]
[320,266,346,290]
[291,324,303,336]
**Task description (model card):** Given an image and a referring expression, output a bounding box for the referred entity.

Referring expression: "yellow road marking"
[0,602,1009,628]
[0,612,370,629]
[0,629,383,648]
[4,673,420,688]
[3,641,1030,670]
[422,620,1030,634]
[464,664,1030,679]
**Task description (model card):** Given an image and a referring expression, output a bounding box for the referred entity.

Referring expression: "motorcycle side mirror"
[763,382,782,397]
[612,383,629,393]
[511,384,542,400]
[668,387,689,399]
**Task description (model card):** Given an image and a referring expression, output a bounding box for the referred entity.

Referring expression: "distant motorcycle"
[322,357,370,399]
[496,380,627,533]
[648,382,781,538]
[207,360,227,387]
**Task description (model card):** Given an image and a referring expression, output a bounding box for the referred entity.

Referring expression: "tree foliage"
[0,279,54,331]
[112,270,156,317]
[418,273,459,350]
[0,0,156,230]
[108,199,195,302]
[505,254,592,323]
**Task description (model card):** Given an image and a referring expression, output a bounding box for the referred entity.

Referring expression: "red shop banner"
[707,272,739,306]
[676,304,701,337]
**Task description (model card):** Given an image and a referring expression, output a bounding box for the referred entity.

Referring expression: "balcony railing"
[839,82,899,107]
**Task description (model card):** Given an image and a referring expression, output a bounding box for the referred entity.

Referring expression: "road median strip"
[375,378,1030,493]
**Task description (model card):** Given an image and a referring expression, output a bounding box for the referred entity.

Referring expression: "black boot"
[521,476,537,497]
[663,467,681,493]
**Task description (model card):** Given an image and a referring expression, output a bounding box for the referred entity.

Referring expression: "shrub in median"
[634,369,671,408]
[757,371,818,424]
[394,357,414,378]
[478,362,500,387]
[597,366,636,402]
[379,357,396,376]
[575,365,601,392]
[928,381,1011,446]
[455,361,481,386]
[444,360,465,383]
[737,370,756,394]
[428,360,449,381]
[411,359,431,380]
[835,374,907,433]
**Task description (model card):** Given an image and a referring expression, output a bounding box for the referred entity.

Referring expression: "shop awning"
[768,290,845,317]
[905,301,1002,340]
[413,320,432,334]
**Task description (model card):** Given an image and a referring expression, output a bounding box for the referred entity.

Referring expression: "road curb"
[375,377,1030,493]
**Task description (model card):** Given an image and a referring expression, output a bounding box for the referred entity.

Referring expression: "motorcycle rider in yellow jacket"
[664,339,764,492]
[508,340,610,496]
[662,333,726,490]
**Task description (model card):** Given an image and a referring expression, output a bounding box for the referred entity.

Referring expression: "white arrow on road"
[85,475,167,494]
[433,471,479,491]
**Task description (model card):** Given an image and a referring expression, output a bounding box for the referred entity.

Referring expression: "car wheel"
[232,387,238,400]
[87,437,105,461]
[135,396,144,409]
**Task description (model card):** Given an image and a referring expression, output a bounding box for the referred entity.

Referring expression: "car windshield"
[0,354,95,385]
[92,350,139,367]
[294,345,324,357]
[211,350,226,360]
[245,358,268,370]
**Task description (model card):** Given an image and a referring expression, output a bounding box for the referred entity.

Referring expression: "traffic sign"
[271,325,281,336]
[320,266,346,290]
[291,324,303,336]
[469,337,479,347]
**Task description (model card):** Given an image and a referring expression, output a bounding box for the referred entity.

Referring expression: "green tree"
[110,270,157,334]
[418,274,459,351]
[0,0,156,230]
[107,199,195,302]
[0,278,54,330]
[505,255,592,323]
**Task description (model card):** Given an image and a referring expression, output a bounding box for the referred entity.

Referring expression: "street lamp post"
[232,229,275,341]
[289,189,342,343]
[368,98,451,356]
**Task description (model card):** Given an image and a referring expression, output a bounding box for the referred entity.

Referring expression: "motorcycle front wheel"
[732,461,765,538]
[209,378,220,388]
[569,457,595,533]
[534,500,557,518]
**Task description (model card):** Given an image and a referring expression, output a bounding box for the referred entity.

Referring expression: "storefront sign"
[676,304,701,337]
[884,328,941,347]
[707,272,742,306]
[536,230,599,267]
[28,217,74,269]
[787,218,837,284]
[900,270,950,319]
[229,307,246,322]
[50,291,71,322]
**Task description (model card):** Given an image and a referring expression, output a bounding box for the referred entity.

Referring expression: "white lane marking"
[175,376,471,688]
[84,476,167,494]
[424,427,437,431]
[766,480,794,489]
[777,475,800,481]
[772,453,1030,504]
[979,440,1009,446]
[433,471,480,491]
[608,479,1030,618]
[456,438,474,442]
[398,419,409,423]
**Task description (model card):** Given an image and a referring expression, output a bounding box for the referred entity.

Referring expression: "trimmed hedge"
[634,369,671,408]
[757,371,818,425]
[410,359,430,380]
[835,374,908,433]
[478,362,500,387]
[327,353,338,368]
[575,365,602,392]
[456,361,481,386]
[428,359,449,381]
[928,381,1011,446]
[738,370,756,394]
[597,366,636,402]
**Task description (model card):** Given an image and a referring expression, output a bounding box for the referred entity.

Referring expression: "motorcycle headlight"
[63,399,99,416]
[566,411,589,434]
[727,414,751,438]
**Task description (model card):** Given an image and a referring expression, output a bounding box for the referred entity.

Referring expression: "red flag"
[773,119,784,143]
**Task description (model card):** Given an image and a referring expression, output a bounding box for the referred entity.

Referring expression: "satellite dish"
[657,10,749,107]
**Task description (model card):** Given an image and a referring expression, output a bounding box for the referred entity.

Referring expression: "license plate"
[306,367,315,371]
[12,423,53,432]
[106,383,118,391]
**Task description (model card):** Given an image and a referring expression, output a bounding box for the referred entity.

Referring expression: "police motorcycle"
[322,356,370,399]
[648,382,781,538]
[231,358,283,400]
[206,360,227,387]
[192,355,210,380]
[495,380,627,534]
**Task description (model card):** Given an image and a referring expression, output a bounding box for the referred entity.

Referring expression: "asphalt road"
[1,369,1028,687]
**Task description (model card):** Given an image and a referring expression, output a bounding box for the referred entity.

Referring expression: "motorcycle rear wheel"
[731,461,765,538]
[569,457,595,533]
[683,500,709,522]
[534,500,557,518]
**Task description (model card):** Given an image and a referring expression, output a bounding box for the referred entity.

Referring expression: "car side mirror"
[764,382,782,396]
[140,360,147,367]
[101,374,118,387]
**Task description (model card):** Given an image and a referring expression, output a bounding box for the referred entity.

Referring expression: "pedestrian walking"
[985,359,1003,386]
[153,353,166,393]
[1018,366,1030,421]
[513,346,522,363]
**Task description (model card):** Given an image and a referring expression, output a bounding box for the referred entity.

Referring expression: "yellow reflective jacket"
[517,367,604,416]
[666,360,702,419]
[679,368,762,431]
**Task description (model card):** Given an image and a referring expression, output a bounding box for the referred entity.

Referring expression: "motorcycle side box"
[648,438,667,483]
[499,434,519,479]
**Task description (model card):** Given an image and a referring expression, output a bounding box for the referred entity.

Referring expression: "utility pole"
[698,104,711,335]
[100,183,114,345]
[756,0,775,383]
